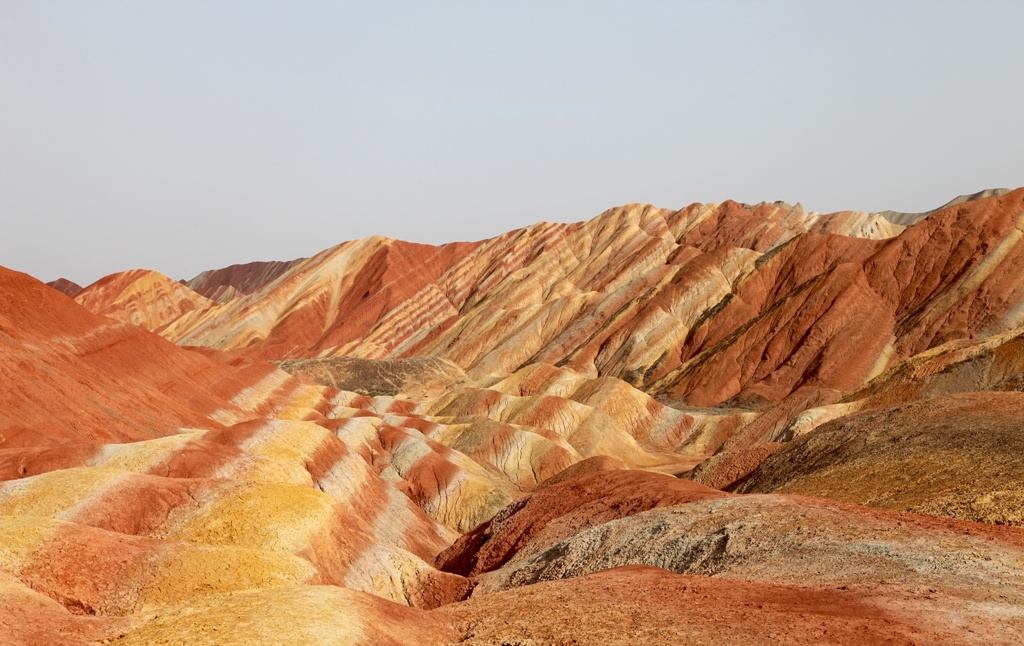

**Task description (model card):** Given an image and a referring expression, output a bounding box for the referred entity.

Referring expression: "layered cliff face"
[7,188,1024,644]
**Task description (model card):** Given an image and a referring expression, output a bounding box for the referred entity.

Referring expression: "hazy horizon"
[3,1,1023,285]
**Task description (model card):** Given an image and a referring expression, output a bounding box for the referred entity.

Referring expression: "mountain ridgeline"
[3,188,1024,644]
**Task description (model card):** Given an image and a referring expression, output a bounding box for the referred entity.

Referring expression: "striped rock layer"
[73,268,216,331]
[83,190,1024,440]
[7,188,1024,644]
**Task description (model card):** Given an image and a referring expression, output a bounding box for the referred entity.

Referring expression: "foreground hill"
[0,266,289,444]
[736,392,1024,524]
[6,188,1024,644]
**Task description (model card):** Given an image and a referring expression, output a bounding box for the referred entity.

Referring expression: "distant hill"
[45,277,83,297]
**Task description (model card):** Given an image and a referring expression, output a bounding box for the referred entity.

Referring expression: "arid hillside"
[4,188,1024,644]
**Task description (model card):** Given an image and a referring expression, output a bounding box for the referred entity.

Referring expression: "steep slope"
[157,201,900,373]
[658,188,1024,403]
[149,190,1024,428]
[0,266,295,444]
[163,236,479,360]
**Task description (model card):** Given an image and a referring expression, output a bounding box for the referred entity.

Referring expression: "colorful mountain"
[5,188,1024,644]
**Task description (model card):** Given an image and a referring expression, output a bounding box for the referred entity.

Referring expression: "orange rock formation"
[5,188,1024,644]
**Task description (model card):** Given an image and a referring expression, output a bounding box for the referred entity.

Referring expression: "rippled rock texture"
[6,188,1024,644]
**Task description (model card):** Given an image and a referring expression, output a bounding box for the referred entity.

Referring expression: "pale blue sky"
[2,1,1022,285]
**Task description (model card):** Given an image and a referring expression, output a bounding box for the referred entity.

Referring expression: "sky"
[2,1,1023,285]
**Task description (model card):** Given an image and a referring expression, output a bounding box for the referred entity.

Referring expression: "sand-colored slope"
[737,392,1024,525]
[0,416,468,609]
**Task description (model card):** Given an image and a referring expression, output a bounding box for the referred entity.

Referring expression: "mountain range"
[7,187,1024,644]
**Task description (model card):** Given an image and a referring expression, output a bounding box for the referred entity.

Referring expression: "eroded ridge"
[8,188,1024,644]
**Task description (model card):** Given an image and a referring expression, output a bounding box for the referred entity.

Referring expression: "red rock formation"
[141,190,1024,424]
[438,566,995,646]
[0,266,272,443]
